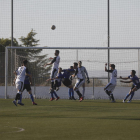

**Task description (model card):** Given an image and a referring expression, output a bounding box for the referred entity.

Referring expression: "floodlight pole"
[11,0,13,85]
[107,0,110,83]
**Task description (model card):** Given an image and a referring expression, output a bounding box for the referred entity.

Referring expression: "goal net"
[5,47,140,100]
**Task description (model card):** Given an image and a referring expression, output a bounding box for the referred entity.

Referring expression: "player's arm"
[105,63,113,73]
[120,79,132,83]
[44,57,56,67]
[84,67,89,79]
[72,68,78,77]
[120,76,129,80]
[29,74,32,85]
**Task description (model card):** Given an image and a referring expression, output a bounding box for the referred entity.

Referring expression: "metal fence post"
[5,47,8,99]
[93,78,94,99]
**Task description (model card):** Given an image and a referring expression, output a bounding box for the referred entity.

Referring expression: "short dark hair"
[55,50,59,54]
[111,64,115,69]
[132,70,136,75]
[73,62,78,66]
[78,61,82,64]
[70,66,74,69]
[22,60,28,65]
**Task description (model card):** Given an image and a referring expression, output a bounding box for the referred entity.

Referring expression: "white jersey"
[110,69,117,85]
[51,55,60,70]
[75,68,84,79]
[16,66,28,83]
[79,66,89,80]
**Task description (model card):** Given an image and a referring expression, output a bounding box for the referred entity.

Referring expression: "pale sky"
[0,0,140,77]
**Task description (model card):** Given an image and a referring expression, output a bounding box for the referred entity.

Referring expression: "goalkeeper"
[78,61,90,99]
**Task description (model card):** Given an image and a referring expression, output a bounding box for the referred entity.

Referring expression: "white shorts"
[50,68,58,79]
[16,81,24,92]
[104,83,116,92]
[75,79,85,89]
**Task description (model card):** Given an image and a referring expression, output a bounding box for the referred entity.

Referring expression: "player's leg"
[13,81,24,106]
[128,92,135,103]
[68,85,76,100]
[28,87,37,105]
[74,79,84,101]
[123,85,135,102]
[49,88,55,101]
[68,88,72,99]
[104,83,111,97]
[109,85,116,102]
[50,69,57,89]
[82,82,85,99]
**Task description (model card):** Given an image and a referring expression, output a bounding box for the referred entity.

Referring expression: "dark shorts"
[136,83,140,90]
[23,84,31,92]
[62,78,72,87]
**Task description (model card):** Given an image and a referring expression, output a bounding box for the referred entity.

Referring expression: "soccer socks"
[75,90,82,98]
[68,88,71,98]
[15,93,20,101]
[129,92,135,101]
[110,93,115,101]
[71,88,74,97]
[30,94,34,102]
[53,91,58,98]
[124,93,130,101]
[105,90,110,96]
[82,87,85,97]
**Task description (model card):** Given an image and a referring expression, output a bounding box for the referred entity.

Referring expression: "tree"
[18,29,51,82]
[0,38,19,85]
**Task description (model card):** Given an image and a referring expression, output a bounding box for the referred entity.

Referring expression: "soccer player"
[22,71,37,105]
[120,70,140,103]
[44,50,60,90]
[78,61,90,99]
[61,67,76,100]
[104,63,117,102]
[47,67,62,101]
[13,60,29,106]
[72,62,85,102]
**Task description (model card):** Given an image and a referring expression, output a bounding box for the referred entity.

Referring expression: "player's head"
[73,62,78,69]
[58,67,62,73]
[78,61,82,67]
[131,70,136,76]
[70,66,74,69]
[55,50,59,56]
[110,64,115,70]
[22,60,28,66]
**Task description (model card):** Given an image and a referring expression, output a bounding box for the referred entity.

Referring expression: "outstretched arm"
[120,76,129,80]
[44,57,57,67]
[120,80,132,83]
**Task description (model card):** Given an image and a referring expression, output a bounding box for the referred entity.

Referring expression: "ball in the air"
[51,25,56,30]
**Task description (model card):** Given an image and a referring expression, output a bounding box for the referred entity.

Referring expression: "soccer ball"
[51,25,56,30]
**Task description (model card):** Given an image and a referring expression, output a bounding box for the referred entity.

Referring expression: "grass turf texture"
[0,99,140,140]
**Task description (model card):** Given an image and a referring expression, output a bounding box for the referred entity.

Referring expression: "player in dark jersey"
[58,67,76,100]
[22,71,37,105]
[120,70,140,103]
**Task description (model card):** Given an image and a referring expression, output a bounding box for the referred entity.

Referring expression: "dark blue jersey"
[61,69,75,79]
[128,75,139,86]
[24,72,30,84]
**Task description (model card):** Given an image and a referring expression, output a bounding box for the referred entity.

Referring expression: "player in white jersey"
[104,63,117,102]
[78,61,90,99]
[44,50,60,89]
[13,60,29,106]
[72,62,85,102]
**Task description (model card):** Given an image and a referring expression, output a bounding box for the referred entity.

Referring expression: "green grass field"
[0,99,140,140]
